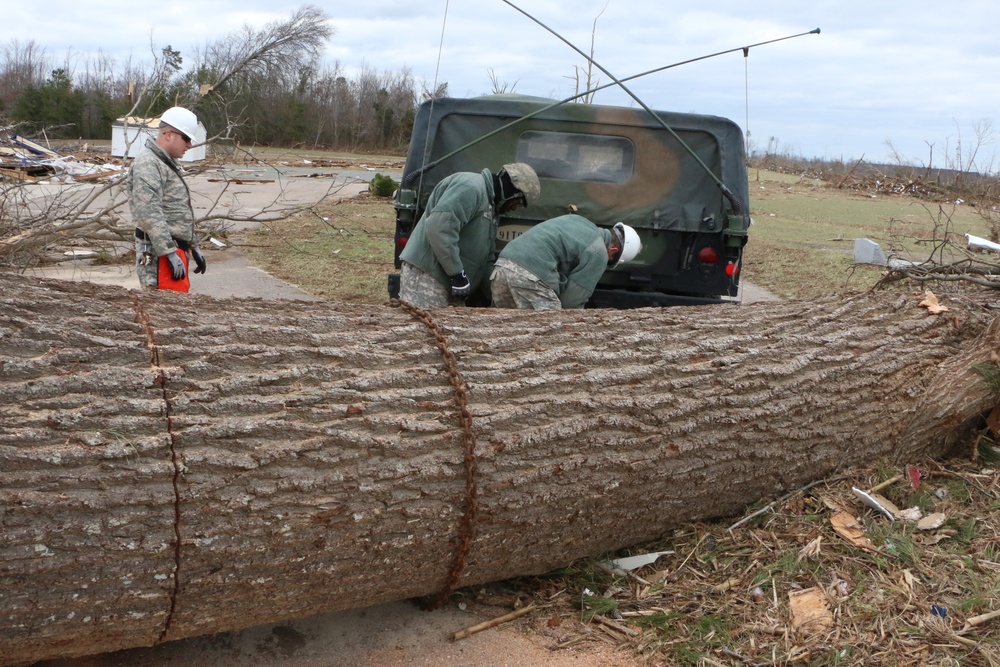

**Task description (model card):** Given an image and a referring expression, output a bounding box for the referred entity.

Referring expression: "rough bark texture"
[2,274,998,665]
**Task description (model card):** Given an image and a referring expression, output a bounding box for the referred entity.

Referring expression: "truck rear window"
[515,131,634,184]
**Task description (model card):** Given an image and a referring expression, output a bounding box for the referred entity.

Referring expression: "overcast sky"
[8,1,1000,169]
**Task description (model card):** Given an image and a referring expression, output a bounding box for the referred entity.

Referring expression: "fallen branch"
[591,614,641,638]
[451,604,538,641]
[962,608,1000,632]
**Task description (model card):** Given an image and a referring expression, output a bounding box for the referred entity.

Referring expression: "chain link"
[132,295,184,642]
[391,299,479,611]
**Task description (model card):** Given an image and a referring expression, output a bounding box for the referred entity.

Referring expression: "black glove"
[449,271,472,297]
[191,246,207,274]
[165,252,186,280]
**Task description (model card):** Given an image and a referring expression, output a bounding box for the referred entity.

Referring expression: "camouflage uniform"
[490,257,562,309]
[128,138,195,289]
[398,169,497,308]
[399,262,451,308]
[491,214,612,309]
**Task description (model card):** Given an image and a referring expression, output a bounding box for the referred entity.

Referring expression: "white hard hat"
[612,222,642,268]
[159,106,200,142]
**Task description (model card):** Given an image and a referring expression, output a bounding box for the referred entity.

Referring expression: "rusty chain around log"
[390,299,479,611]
[131,295,184,642]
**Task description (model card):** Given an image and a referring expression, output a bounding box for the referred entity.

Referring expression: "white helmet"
[159,106,200,142]
[612,222,642,268]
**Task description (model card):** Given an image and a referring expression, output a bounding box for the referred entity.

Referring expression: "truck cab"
[390,94,750,307]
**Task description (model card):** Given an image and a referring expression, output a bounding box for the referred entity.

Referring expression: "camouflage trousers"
[134,238,159,290]
[399,262,466,308]
[490,258,562,309]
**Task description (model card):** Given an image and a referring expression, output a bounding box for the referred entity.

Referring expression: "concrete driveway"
[27,168,375,299]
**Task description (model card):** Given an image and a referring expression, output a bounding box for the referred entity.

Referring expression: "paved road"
[29,171,371,300]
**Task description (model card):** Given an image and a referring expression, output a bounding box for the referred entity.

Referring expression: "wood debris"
[0,133,122,182]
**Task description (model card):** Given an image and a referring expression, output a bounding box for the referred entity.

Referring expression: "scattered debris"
[0,133,122,183]
[852,237,926,270]
[853,238,887,265]
[830,510,874,550]
[852,486,897,521]
[916,512,947,530]
[485,460,997,666]
[603,550,675,574]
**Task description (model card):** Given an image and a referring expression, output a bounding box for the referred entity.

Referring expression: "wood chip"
[788,587,834,637]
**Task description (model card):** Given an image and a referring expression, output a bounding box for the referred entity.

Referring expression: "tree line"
[0,6,435,153]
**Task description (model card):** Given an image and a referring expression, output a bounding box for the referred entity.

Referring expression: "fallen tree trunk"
[1,275,998,665]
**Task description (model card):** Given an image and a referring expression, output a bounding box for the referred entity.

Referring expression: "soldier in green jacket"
[398,163,540,308]
[128,106,206,292]
[491,215,642,309]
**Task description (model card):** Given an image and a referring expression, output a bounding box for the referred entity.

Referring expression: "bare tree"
[0,6,343,269]
[883,139,911,168]
[565,2,608,103]
[487,68,518,94]
[193,4,333,142]
[0,39,50,110]
[422,81,449,100]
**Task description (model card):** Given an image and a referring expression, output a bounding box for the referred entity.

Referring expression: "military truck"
[389,94,751,307]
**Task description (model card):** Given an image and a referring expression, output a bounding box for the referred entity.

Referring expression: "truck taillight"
[697,247,720,263]
[396,236,409,250]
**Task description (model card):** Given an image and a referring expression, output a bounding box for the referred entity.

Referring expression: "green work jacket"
[497,214,611,309]
[399,169,497,291]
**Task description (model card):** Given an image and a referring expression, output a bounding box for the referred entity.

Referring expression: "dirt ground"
[33,598,645,667]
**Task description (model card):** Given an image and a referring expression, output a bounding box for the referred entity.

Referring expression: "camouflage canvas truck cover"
[391,94,750,307]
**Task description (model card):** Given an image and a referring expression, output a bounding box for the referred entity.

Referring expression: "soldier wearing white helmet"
[491,216,642,309]
[398,162,540,308]
[128,105,207,292]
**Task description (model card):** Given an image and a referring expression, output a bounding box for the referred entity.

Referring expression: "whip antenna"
[744,47,750,156]
[403,23,818,187]
[499,0,744,212]
[415,0,453,201]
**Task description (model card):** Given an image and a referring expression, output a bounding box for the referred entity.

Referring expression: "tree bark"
[1,275,997,665]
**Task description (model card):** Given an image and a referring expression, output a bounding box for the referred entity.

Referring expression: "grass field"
[242,193,397,303]
[746,169,990,300]
[242,167,994,304]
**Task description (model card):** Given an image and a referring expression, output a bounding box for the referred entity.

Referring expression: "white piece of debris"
[63,249,98,258]
[965,233,1000,253]
[852,487,897,521]
[853,238,925,270]
[604,550,675,574]
[209,237,227,248]
[853,238,887,266]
